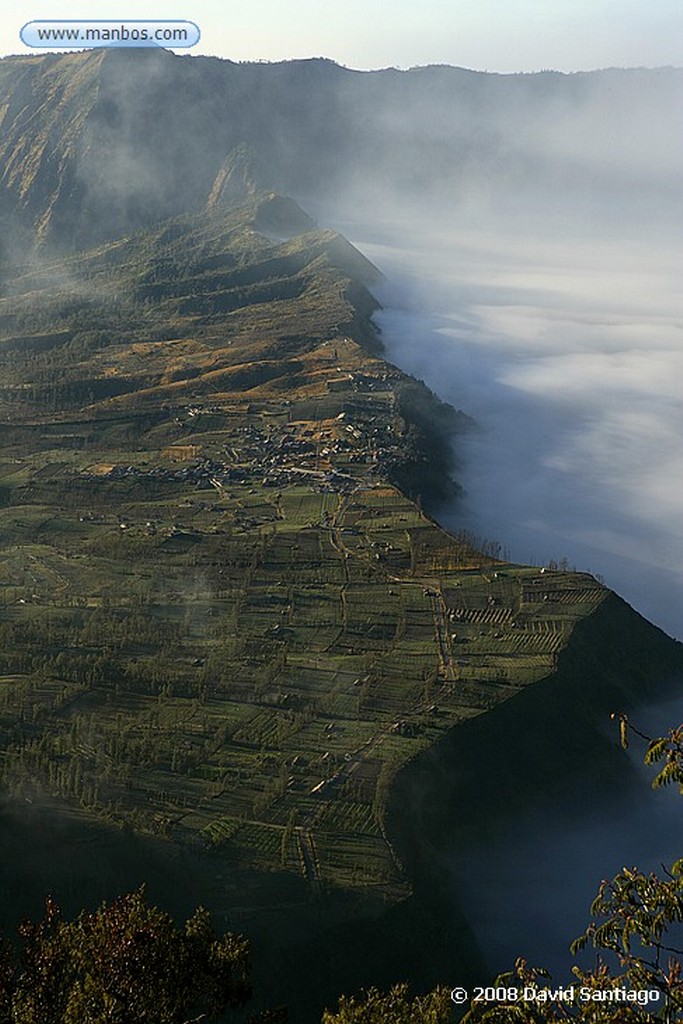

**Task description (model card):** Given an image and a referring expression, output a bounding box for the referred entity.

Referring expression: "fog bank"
[329,207,683,982]
[330,217,683,640]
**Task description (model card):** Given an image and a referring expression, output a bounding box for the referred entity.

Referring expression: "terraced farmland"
[0,193,607,911]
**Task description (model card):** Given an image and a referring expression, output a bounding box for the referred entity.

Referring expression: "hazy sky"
[3,0,682,71]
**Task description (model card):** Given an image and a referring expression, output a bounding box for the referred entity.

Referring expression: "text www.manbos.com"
[21,21,201,48]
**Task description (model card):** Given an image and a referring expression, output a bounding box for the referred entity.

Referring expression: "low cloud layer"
[326,178,683,986]
[331,219,683,639]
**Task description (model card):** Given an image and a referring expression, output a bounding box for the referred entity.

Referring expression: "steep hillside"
[0,51,682,1020]
[0,189,680,921]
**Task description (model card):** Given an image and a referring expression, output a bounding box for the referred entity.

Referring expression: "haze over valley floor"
[332,218,683,640]
[0,49,681,1016]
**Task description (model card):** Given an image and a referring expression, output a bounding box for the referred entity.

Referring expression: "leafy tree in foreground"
[1,724,680,1022]
[0,888,251,1024]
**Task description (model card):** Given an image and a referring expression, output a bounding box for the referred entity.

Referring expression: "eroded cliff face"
[0,51,103,251]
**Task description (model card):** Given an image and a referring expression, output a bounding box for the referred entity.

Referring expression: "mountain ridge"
[2,49,681,253]
[0,52,682,1020]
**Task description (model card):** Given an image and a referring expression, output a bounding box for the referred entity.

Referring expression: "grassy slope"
[0,193,681,1019]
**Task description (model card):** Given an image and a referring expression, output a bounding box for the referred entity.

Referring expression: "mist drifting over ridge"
[1,51,681,246]
[336,219,683,640]
[1,49,681,639]
[302,60,683,640]
[314,60,683,976]
[0,49,682,1008]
